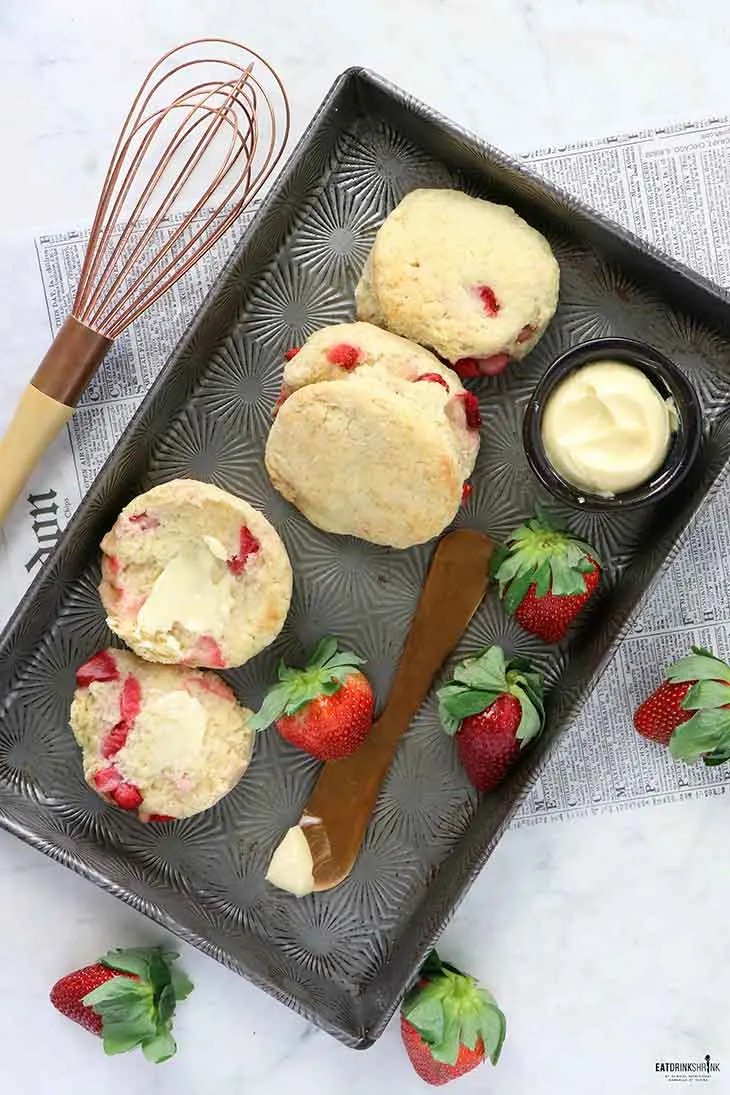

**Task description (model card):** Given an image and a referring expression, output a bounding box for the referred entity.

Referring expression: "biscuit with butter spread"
[70,647,254,821]
[99,479,292,668]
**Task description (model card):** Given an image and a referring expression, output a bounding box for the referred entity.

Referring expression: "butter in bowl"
[522,337,702,510]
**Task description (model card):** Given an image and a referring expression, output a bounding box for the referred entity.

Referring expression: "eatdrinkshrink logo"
[656,1053,720,1083]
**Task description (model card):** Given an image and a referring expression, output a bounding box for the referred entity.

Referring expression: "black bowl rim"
[522,336,703,511]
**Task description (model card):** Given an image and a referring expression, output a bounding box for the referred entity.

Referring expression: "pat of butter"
[134,691,208,774]
[266,826,315,897]
[541,360,676,496]
[137,540,234,636]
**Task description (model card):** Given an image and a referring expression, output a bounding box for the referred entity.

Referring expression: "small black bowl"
[522,337,702,511]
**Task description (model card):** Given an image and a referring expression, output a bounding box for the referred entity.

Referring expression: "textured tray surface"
[3,69,730,1047]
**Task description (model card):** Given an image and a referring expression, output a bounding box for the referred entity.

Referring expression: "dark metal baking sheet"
[3,68,730,1047]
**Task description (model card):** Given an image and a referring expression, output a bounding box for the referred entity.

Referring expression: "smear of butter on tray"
[266,826,315,898]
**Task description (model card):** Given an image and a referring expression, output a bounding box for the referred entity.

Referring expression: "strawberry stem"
[437,645,545,744]
[402,950,506,1067]
[248,637,366,732]
[493,511,598,614]
[82,947,193,1063]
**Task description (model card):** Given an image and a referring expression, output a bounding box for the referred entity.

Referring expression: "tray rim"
[2,65,730,1049]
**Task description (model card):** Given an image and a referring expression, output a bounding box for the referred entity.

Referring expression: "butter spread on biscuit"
[136,540,234,636]
[202,535,230,561]
[132,691,208,774]
[266,825,315,897]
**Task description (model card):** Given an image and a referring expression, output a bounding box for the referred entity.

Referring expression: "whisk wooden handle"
[0,386,73,524]
[0,318,111,526]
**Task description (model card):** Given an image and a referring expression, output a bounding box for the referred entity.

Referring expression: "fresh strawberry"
[438,645,545,791]
[227,525,260,576]
[284,347,300,360]
[326,342,362,370]
[634,647,730,765]
[76,651,120,688]
[50,946,193,1062]
[493,510,600,644]
[400,950,506,1086]
[248,636,374,760]
[476,284,500,317]
[461,482,473,505]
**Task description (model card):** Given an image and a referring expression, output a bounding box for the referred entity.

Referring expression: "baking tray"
[3,68,730,1048]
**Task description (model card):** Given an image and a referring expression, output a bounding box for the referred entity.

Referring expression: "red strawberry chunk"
[516,324,536,344]
[457,392,482,430]
[453,357,482,379]
[478,353,511,375]
[102,554,120,581]
[325,343,362,370]
[93,766,123,794]
[454,353,511,378]
[477,285,500,317]
[414,372,450,391]
[187,635,226,668]
[120,675,142,723]
[188,673,234,701]
[147,814,175,823]
[273,384,292,417]
[76,651,120,688]
[128,511,160,531]
[113,782,143,811]
[101,721,130,759]
[284,347,300,360]
[461,482,473,505]
[227,525,260,576]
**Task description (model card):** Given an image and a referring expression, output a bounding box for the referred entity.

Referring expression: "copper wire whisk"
[0,38,289,525]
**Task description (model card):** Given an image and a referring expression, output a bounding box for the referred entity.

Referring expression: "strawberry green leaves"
[666,648,730,687]
[437,645,545,746]
[661,647,730,766]
[248,636,366,732]
[401,950,506,1068]
[83,947,192,1063]
[492,511,598,615]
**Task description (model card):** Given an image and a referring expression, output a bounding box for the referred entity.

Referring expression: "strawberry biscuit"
[70,648,254,821]
[266,322,480,549]
[355,188,560,378]
[99,479,292,668]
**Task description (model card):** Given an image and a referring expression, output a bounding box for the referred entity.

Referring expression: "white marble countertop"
[3,1,730,1092]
